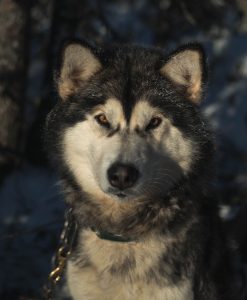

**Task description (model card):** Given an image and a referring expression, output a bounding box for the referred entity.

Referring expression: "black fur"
[45,42,237,300]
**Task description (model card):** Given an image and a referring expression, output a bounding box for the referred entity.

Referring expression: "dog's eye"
[145,117,162,131]
[95,114,110,129]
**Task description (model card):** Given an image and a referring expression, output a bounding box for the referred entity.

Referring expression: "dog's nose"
[107,163,139,190]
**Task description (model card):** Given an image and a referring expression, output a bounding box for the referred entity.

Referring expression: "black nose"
[107,163,139,190]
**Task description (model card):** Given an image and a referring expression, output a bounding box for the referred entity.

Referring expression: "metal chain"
[43,208,77,300]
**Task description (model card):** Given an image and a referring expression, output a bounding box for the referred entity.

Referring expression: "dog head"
[46,41,212,206]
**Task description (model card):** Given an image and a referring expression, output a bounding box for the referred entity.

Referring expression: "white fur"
[67,230,194,300]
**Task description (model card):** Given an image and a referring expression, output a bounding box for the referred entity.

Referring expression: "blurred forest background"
[0,0,247,299]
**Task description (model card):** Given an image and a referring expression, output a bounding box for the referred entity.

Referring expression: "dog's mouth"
[104,182,153,201]
[106,188,131,200]
[105,186,129,199]
[116,192,127,198]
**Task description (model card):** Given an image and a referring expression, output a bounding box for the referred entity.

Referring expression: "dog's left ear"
[160,45,206,104]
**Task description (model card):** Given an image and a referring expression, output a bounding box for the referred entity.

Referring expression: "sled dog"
[46,41,236,300]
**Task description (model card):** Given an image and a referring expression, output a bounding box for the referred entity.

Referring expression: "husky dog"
[45,41,236,300]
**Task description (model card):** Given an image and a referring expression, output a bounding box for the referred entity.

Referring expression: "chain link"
[43,208,77,300]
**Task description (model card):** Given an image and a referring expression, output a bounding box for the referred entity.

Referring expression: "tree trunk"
[0,0,30,182]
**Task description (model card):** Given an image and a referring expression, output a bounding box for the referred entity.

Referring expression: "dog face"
[63,98,194,202]
[46,42,211,204]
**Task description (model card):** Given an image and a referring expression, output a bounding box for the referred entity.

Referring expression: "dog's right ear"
[57,42,102,100]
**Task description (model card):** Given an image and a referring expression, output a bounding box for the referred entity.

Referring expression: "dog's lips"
[105,186,141,200]
[116,192,127,198]
[106,188,129,199]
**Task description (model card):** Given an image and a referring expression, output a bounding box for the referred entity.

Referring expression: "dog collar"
[91,228,137,243]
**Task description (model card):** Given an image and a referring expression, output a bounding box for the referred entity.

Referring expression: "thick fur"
[45,41,236,299]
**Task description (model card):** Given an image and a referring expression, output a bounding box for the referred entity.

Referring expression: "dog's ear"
[57,42,102,100]
[160,45,206,104]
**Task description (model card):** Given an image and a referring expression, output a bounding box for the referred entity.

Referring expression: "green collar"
[91,228,137,243]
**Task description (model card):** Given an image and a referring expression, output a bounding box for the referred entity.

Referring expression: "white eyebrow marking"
[130,100,160,129]
[94,98,126,128]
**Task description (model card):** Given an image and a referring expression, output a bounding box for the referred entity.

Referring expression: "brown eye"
[145,117,162,131]
[95,113,110,129]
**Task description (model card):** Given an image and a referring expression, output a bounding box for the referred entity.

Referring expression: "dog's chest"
[66,230,193,300]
